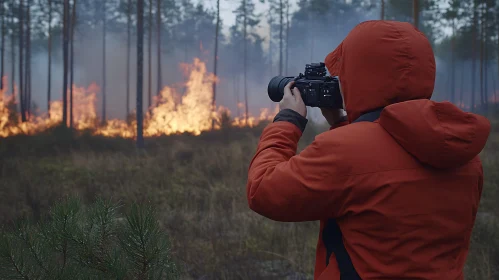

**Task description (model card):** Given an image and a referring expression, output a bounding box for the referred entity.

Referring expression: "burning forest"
[0,58,278,138]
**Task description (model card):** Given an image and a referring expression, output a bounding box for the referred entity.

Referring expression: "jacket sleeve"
[247,120,350,222]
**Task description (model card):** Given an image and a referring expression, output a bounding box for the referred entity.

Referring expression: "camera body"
[267,62,343,108]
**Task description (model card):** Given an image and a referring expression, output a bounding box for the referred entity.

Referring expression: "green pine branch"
[0,196,179,280]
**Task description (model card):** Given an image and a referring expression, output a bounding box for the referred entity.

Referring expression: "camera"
[267,62,343,108]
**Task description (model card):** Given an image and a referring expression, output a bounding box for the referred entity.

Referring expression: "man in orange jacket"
[247,20,491,279]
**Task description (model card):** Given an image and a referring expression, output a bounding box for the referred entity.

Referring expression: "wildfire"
[0,58,277,138]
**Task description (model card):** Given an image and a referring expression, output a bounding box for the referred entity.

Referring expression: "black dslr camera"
[267,62,343,108]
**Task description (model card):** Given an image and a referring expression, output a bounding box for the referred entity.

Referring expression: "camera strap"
[322,107,384,280]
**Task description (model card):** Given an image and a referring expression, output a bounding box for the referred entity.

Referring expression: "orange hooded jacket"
[247,21,491,279]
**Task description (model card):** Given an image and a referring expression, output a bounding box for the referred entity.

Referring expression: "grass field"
[0,118,498,280]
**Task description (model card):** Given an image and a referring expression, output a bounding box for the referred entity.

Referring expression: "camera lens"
[268,76,294,102]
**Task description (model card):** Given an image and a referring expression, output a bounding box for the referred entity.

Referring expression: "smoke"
[13,1,494,128]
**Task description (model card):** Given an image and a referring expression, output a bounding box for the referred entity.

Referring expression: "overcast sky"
[199,0,300,44]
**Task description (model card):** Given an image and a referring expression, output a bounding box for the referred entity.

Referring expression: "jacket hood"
[325,20,490,168]
[379,100,490,169]
[325,20,436,123]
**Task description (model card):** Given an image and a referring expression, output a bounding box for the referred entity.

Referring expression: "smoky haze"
[8,0,496,125]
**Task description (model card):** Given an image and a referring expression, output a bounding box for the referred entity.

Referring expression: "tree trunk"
[0,0,4,90]
[483,2,488,108]
[137,0,145,148]
[279,0,283,75]
[268,13,273,77]
[148,0,152,109]
[243,0,248,125]
[381,0,385,20]
[459,60,464,108]
[70,0,76,128]
[102,0,106,123]
[479,4,484,110]
[211,0,220,129]
[235,74,240,117]
[484,33,488,108]
[413,0,419,29]
[285,0,289,75]
[126,0,131,119]
[471,5,477,112]
[156,0,162,98]
[48,0,52,117]
[19,0,25,122]
[10,0,14,96]
[493,69,497,105]
[25,0,31,118]
[450,20,455,103]
[62,0,69,126]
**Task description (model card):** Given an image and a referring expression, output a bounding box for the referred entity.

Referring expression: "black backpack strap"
[323,219,362,279]
[322,107,384,280]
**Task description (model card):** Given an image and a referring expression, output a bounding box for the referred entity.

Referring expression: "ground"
[0,119,497,279]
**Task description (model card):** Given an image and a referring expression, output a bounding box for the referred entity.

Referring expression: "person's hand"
[320,108,347,126]
[280,81,307,117]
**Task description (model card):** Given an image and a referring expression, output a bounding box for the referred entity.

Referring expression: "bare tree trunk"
[137,0,145,148]
[0,0,4,90]
[268,13,273,76]
[413,0,419,29]
[148,0,152,109]
[235,74,240,117]
[25,0,31,118]
[381,0,385,20]
[471,5,477,112]
[243,0,248,125]
[460,60,464,107]
[450,20,455,103]
[48,0,52,117]
[484,32,488,108]
[26,0,32,119]
[156,0,162,98]
[70,0,76,128]
[102,0,106,123]
[19,0,25,122]
[279,0,283,75]
[211,0,220,129]
[479,4,484,109]
[126,0,131,118]
[62,0,69,126]
[285,0,289,75]
[493,68,497,104]
[483,2,488,108]
[10,0,14,96]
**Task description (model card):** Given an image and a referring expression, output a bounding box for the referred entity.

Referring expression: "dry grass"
[0,119,497,279]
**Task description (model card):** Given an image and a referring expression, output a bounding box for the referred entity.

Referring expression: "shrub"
[0,197,179,280]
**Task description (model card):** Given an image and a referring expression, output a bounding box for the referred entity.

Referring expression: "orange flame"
[0,58,276,138]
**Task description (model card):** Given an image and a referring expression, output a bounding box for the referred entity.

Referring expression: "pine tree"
[0,197,179,279]
[233,0,262,124]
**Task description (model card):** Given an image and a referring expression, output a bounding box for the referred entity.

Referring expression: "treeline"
[0,0,498,146]
[383,0,499,112]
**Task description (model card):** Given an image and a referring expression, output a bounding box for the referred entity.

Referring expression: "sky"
[199,0,300,47]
